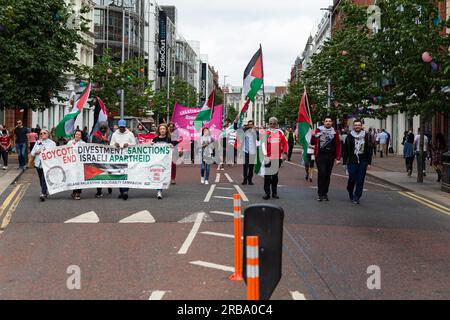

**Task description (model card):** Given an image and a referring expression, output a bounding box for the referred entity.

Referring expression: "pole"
[260,44,266,127]
[327,9,332,111]
[120,9,125,120]
[166,23,171,124]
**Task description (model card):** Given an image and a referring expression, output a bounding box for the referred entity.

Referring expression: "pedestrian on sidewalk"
[342,120,372,204]
[403,130,415,177]
[67,130,85,200]
[262,117,288,200]
[91,122,113,198]
[13,120,29,170]
[152,124,175,199]
[0,125,11,170]
[199,127,215,185]
[431,133,447,183]
[30,129,56,202]
[414,128,429,177]
[285,126,296,162]
[378,129,388,158]
[312,116,341,202]
[110,119,136,200]
[242,120,257,185]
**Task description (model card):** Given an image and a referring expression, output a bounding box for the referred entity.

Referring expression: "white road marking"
[290,291,306,300]
[224,173,234,183]
[233,185,249,202]
[119,210,155,224]
[213,196,234,200]
[204,184,216,202]
[215,173,221,183]
[200,231,237,239]
[178,212,212,223]
[216,187,234,190]
[177,212,205,255]
[149,291,167,300]
[190,261,235,273]
[210,210,234,217]
[65,211,99,224]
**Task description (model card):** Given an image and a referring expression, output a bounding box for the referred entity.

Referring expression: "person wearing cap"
[91,121,113,198]
[30,129,56,202]
[110,119,136,200]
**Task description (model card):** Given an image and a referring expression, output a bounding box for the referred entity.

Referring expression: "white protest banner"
[40,144,172,195]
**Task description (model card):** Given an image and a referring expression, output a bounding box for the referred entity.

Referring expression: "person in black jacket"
[343,119,373,204]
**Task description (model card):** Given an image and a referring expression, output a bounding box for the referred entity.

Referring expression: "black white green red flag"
[297,88,313,163]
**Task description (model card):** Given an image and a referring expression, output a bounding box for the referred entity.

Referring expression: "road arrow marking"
[178,212,206,255]
[178,212,212,223]
[65,211,100,224]
[290,291,306,300]
[190,261,235,273]
[149,291,167,300]
[119,210,156,224]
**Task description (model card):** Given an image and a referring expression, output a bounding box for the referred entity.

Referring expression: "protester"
[67,130,85,200]
[199,127,215,185]
[91,121,113,198]
[414,128,429,177]
[305,141,315,183]
[261,117,288,200]
[342,120,373,204]
[403,130,415,177]
[152,124,176,199]
[312,116,341,202]
[242,120,257,185]
[30,129,56,202]
[431,133,447,183]
[0,125,11,170]
[150,123,157,133]
[285,126,296,162]
[110,119,136,200]
[168,122,182,184]
[82,126,89,143]
[135,123,148,137]
[378,129,389,158]
[13,120,29,170]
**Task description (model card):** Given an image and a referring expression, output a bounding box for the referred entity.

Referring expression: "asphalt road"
[0,152,449,300]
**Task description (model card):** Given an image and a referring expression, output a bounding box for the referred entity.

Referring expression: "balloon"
[431,62,438,73]
[421,52,433,63]
[433,16,441,26]
[341,50,348,56]
[107,68,113,75]
[377,96,382,102]
[360,63,366,69]
[80,82,86,87]
[140,68,145,73]
[117,90,122,96]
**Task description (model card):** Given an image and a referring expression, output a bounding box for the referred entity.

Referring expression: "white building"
[32,0,96,132]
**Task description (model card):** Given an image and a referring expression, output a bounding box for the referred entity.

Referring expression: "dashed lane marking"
[0,184,28,231]
[290,291,307,300]
[65,211,100,224]
[204,184,216,202]
[233,185,249,202]
[213,196,234,200]
[149,291,167,300]
[215,173,221,183]
[190,261,235,273]
[224,173,234,183]
[177,212,205,255]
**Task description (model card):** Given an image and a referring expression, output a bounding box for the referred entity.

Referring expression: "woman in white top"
[199,128,215,185]
[67,130,85,200]
[30,128,56,202]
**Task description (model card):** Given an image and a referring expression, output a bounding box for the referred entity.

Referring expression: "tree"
[0,0,90,124]
[79,51,154,117]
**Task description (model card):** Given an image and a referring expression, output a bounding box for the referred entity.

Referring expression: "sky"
[157,0,333,87]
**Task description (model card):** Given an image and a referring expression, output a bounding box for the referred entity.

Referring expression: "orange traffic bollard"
[246,236,259,300]
[229,194,244,281]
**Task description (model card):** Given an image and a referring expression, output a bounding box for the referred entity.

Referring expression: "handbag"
[28,156,35,169]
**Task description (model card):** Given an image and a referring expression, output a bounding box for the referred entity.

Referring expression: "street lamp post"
[120,5,136,120]
[320,6,334,111]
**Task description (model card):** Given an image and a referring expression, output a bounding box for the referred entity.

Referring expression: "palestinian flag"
[239,46,264,127]
[194,90,215,131]
[297,88,313,164]
[84,164,128,181]
[254,131,272,177]
[89,96,108,141]
[56,83,91,139]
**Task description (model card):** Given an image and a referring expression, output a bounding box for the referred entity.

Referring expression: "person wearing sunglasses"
[30,129,56,202]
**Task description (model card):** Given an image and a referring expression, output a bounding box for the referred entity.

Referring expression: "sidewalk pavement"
[0,154,25,197]
[367,154,450,208]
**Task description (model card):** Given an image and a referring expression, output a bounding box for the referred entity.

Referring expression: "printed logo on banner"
[46,166,67,187]
[149,164,167,183]
[84,164,128,181]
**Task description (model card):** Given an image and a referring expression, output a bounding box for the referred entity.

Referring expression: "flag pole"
[304,86,313,128]
[260,44,266,128]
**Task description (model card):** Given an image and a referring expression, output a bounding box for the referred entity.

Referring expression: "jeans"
[405,157,414,173]
[264,159,282,196]
[36,167,48,195]
[416,151,426,173]
[17,142,27,168]
[1,149,8,166]
[316,153,335,197]
[347,161,369,201]
[201,161,210,181]
[243,152,255,183]
[119,188,129,194]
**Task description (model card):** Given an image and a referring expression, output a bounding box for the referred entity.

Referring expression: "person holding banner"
[110,119,136,200]
[30,129,56,202]
[152,124,175,199]
[91,122,113,198]
[67,130,85,200]
[199,128,215,185]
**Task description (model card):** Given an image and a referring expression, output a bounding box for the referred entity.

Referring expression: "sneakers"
[117,193,123,199]
[122,192,129,201]
[171,179,176,185]
[205,180,209,185]
[40,194,45,202]
[323,195,329,201]
[353,199,360,205]
[317,196,323,202]
[248,181,254,185]
[95,192,103,198]
[2,166,6,170]
[201,177,205,184]
[74,193,81,200]
[157,191,163,200]
[272,194,280,199]
[108,188,113,194]
[242,181,248,185]
[262,195,270,200]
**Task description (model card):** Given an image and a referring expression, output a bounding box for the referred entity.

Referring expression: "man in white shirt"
[414,128,429,176]
[378,129,389,158]
[110,119,136,200]
[242,120,257,185]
